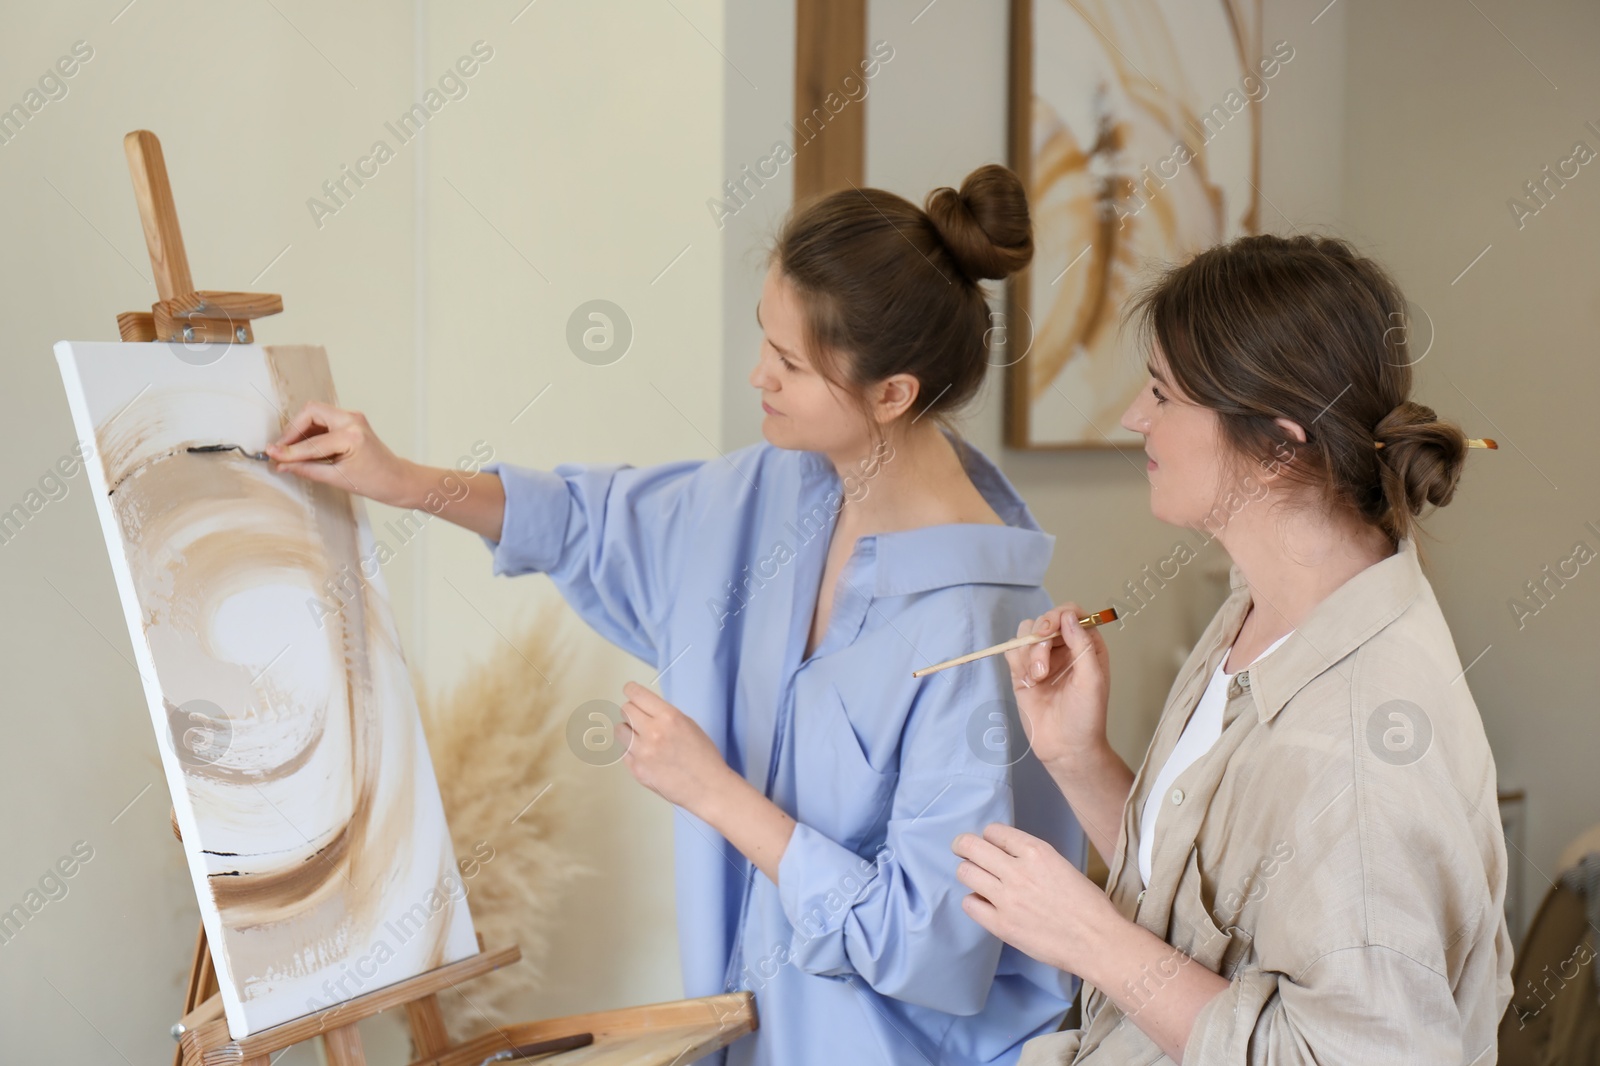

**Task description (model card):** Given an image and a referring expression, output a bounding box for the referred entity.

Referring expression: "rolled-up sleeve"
[776,772,1010,1015]
[774,627,1019,1016]
[1185,947,1468,1065]
[482,463,573,576]
[478,458,703,664]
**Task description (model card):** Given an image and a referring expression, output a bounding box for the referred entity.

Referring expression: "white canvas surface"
[53,340,478,1037]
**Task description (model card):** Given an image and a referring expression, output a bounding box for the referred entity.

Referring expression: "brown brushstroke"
[111,443,362,932]
[1219,0,1263,233]
[163,695,322,784]
[210,826,351,908]
[116,452,331,789]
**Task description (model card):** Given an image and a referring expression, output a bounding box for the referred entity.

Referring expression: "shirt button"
[1170,788,1184,805]
[1136,889,1147,906]
[1239,670,1252,690]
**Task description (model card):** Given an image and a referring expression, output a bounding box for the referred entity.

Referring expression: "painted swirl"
[89,345,470,1024]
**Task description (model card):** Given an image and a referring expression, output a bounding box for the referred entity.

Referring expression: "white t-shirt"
[1137,630,1294,887]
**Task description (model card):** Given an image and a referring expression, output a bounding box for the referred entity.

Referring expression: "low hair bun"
[923,164,1033,283]
[1373,401,1468,527]
[1124,233,1473,548]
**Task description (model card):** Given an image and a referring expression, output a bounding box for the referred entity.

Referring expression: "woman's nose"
[1119,397,1148,434]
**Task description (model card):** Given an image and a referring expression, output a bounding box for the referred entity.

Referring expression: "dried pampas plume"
[413,604,591,1041]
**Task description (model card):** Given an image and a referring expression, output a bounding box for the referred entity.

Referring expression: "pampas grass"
[414,603,592,1042]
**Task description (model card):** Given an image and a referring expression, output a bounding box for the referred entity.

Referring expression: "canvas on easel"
[58,127,754,1066]
[54,338,480,1037]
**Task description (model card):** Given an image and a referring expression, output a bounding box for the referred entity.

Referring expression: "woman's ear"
[1259,416,1307,481]
[873,374,921,425]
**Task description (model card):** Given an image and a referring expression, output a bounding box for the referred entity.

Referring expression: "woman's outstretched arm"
[267,400,508,540]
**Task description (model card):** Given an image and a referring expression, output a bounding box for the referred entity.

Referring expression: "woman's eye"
[779,356,798,372]
[1152,385,1168,405]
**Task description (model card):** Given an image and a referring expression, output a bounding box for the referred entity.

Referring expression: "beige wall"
[416,0,723,1024]
[1338,0,1600,934]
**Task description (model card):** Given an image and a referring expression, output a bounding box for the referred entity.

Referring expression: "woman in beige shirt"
[953,233,1514,1064]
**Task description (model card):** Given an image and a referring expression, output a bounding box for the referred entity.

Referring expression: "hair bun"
[923,164,1033,283]
[1373,401,1468,516]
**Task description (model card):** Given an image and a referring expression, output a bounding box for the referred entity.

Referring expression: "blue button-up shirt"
[481,434,1084,1065]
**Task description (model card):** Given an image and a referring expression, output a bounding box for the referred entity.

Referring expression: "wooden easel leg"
[322,1023,367,1066]
[175,920,220,1066]
[405,994,451,1057]
[186,922,219,1007]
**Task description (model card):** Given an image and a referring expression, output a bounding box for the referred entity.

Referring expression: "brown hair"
[768,164,1032,433]
[1125,233,1468,546]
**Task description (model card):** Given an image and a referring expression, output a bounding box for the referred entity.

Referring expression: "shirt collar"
[1228,535,1424,723]
[873,523,1054,597]
[799,431,1055,598]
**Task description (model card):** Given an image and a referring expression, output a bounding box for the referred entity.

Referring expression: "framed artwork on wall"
[1005,0,1270,449]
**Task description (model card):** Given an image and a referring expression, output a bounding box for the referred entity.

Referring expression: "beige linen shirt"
[1021,536,1513,1065]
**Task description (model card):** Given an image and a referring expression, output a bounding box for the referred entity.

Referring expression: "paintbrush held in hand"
[187,443,271,461]
[912,607,1118,678]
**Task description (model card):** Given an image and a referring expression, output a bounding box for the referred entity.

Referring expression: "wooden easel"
[120,130,757,1066]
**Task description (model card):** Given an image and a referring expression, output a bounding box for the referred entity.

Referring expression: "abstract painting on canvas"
[53,340,478,1037]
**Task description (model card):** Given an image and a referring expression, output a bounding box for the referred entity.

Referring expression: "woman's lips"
[762,401,780,416]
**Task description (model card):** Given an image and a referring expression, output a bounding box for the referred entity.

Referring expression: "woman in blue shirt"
[268,163,1086,1065]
